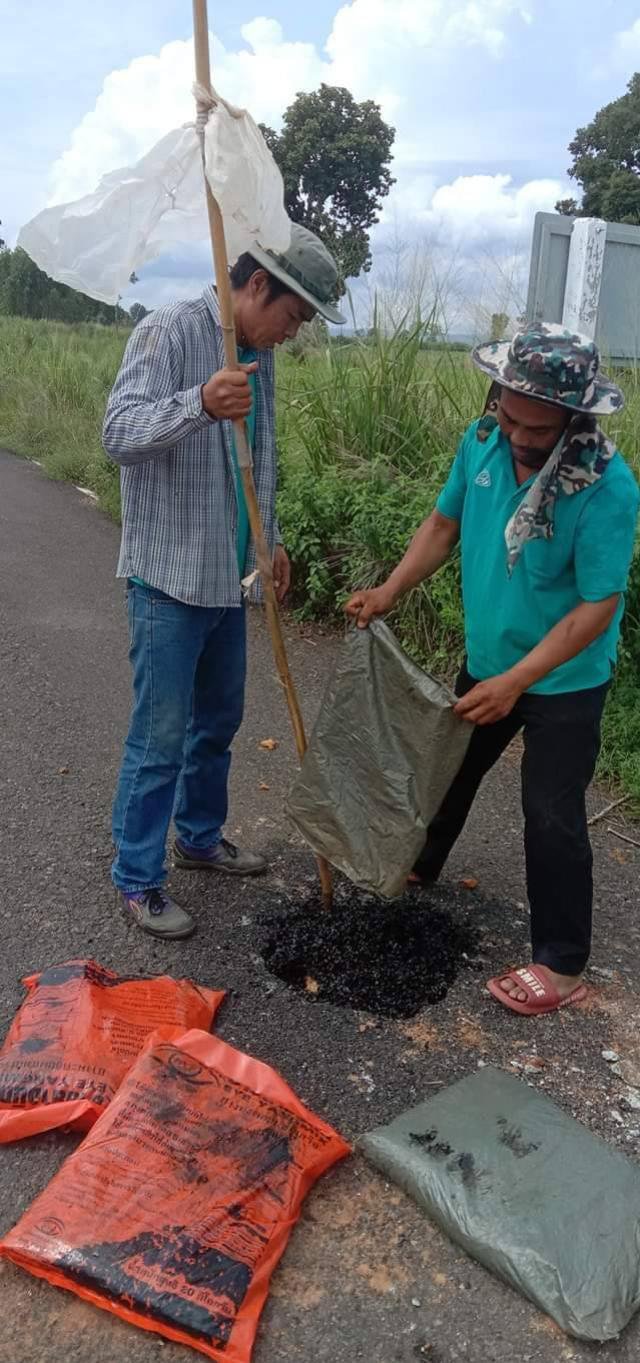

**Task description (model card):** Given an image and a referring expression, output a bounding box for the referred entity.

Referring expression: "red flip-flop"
[487,964,587,1017]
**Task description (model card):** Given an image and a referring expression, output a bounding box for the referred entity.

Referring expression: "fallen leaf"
[521,1055,545,1072]
[304,976,320,995]
[58,766,70,775]
[259,738,279,751]
[461,877,478,891]
[259,782,270,791]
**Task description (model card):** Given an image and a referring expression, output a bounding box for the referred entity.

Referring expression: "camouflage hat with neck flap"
[472,323,625,576]
[472,322,624,416]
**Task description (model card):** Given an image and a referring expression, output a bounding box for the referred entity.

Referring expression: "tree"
[490,312,509,342]
[557,73,640,224]
[555,197,579,218]
[261,84,395,285]
[129,302,149,325]
[0,246,120,323]
[1,248,49,317]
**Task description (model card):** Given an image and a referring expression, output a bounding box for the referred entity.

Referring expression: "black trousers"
[413,667,609,975]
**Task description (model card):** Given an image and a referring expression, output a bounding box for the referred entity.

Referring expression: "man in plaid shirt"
[104,225,344,940]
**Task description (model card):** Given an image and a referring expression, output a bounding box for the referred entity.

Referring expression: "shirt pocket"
[520,535,574,585]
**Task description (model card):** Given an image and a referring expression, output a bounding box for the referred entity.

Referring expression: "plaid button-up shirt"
[103,286,279,607]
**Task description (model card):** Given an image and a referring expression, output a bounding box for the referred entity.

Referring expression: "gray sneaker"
[174,836,267,877]
[121,888,195,940]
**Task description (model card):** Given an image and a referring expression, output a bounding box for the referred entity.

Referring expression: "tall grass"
[1,312,640,797]
[276,323,488,669]
[0,318,126,519]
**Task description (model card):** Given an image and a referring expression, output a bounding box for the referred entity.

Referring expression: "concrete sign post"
[527,212,640,360]
[561,218,606,340]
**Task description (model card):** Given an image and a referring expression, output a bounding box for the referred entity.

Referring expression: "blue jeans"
[112,583,246,893]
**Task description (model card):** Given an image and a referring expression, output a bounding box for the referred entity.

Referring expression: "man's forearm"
[103,388,214,465]
[511,596,620,689]
[102,321,214,465]
[385,511,460,602]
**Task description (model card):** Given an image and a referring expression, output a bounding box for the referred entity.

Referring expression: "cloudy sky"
[2,0,639,329]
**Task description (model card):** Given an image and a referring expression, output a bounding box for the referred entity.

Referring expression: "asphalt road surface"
[1,448,640,1363]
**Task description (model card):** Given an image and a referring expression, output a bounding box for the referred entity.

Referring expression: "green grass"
[2,312,640,799]
[275,330,486,671]
[0,317,126,519]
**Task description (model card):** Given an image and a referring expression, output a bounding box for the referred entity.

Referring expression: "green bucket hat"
[473,322,624,416]
[249,223,346,326]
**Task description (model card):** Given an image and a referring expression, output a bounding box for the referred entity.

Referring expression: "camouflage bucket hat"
[472,322,624,416]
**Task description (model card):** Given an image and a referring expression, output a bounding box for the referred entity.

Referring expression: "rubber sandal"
[487,964,587,1016]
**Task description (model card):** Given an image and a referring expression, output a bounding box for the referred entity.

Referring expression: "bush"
[2,312,640,798]
[276,322,484,670]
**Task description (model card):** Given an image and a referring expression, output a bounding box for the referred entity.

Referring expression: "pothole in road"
[260,890,478,1019]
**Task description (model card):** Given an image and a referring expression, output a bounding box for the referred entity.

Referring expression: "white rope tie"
[192,81,245,134]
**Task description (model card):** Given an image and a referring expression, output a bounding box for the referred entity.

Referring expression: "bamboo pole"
[192,0,333,910]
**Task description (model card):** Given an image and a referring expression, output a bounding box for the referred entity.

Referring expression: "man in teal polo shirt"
[346,324,638,1017]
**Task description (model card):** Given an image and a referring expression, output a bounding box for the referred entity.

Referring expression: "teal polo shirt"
[231,346,256,578]
[437,420,639,694]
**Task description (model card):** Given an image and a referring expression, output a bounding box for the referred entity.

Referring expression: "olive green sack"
[360,1067,640,1342]
[287,620,473,898]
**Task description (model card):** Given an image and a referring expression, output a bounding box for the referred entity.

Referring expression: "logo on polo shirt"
[475,468,492,488]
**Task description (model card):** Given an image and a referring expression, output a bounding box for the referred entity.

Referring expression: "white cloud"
[374,170,564,263]
[608,19,640,75]
[366,171,563,334]
[49,26,325,205]
[39,0,558,321]
[327,0,533,89]
[48,0,536,205]
[421,172,563,243]
[444,0,532,58]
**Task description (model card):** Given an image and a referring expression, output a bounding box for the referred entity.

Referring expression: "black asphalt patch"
[260,892,478,1018]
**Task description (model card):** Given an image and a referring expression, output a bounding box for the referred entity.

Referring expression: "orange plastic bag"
[1,1030,350,1362]
[0,960,224,1142]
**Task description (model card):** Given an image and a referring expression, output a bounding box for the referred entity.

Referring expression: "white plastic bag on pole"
[17,89,290,305]
[201,87,291,263]
[18,126,204,305]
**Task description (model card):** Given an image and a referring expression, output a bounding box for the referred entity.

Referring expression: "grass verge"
[1,313,640,800]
